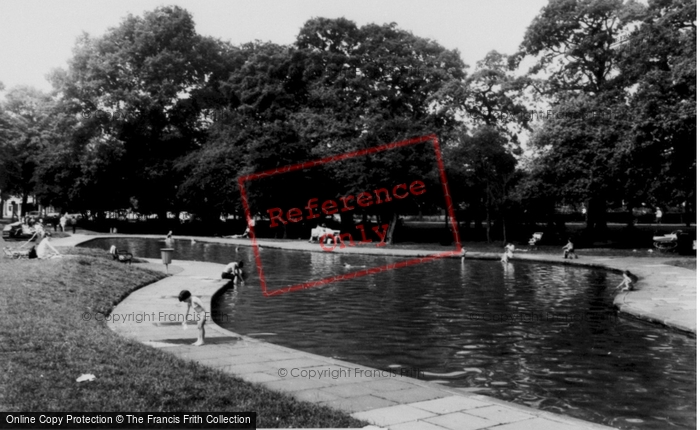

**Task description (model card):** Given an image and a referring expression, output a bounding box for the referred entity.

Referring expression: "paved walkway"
[52,233,695,429]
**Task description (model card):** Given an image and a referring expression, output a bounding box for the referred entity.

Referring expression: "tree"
[293,18,467,243]
[178,42,312,231]
[52,6,237,219]
[514,0,647,235]
[435,50,532,150]
[618,0,696,223]
[0,86,57,215]
[516,0,644,97]
[447,126,517,242]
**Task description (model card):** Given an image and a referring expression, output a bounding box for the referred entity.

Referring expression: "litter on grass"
[76,374,96,383]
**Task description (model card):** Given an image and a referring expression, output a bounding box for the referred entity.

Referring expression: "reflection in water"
[310,251,341,279]
[79,238,696,430]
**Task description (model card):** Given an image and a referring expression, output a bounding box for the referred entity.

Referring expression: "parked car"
[2,222,35,240]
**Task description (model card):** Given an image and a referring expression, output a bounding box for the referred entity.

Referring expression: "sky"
[0,0,549,93]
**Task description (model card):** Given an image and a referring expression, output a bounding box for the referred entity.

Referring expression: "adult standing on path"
[655,207,663,224]
[59,213,67,232]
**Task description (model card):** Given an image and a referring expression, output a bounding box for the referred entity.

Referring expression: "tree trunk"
[684,191,693,227]
[340,212,354,235]
[502,213,507,244]
[585,199,594,232]
[485,208,491,243]
[384,212,399,245]
[585,197,608,240]
[485,194,492,243]
[626,202,635,228]
[21,193,28,218]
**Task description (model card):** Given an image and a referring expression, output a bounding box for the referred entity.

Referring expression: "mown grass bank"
[0,249,366,428]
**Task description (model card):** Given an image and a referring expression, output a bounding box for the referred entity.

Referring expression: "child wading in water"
[178,290,206,346]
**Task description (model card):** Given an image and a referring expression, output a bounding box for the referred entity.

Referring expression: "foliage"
[0,3,694,240]
[618,0,696,209]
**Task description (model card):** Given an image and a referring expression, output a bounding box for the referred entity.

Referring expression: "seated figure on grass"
[36,234,61,259]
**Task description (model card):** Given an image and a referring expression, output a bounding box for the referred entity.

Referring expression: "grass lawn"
[0,248,366,428]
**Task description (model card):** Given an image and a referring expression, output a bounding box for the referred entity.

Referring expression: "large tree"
[516,0,644,96]
[51,6,237,219]
[446,126,517,243]
[0,86,59,215]
[515,0,645,234]
[618,0,696,223]
[292,18,467,243]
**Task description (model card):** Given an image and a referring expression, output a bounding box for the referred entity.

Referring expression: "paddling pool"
[79,238,696,430]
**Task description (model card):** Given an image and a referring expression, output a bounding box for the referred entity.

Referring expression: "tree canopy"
[0,2,694,239]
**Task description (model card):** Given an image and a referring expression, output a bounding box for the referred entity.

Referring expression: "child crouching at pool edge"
[616,270,635,292]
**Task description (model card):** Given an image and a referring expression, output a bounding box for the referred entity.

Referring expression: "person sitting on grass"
[222,260,244,285]
[563,238,578,259]
[36,233,61,259]
[178,290,206,346]
[616,271,635,292]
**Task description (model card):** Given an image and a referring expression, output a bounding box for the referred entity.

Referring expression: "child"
[36,233,61,259]
[505,243,515,259]
[222,260,245,285]
[616,271,634,292]
[178,290,206,346]
[563,238,578,259]
[500,252,509,263]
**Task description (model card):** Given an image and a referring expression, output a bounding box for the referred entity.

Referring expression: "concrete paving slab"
[292,388,343,403]
[465,404,535,424]
[388,420,449,430]
[352,404,436,426]
[262,378,335,392]
[410,395,491,414]
[362,379,421,392]
[320,383,378,398]
[373,386,449,403]
[322,395,398,413]
[490,416,586,430]
[423,411,497,430]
